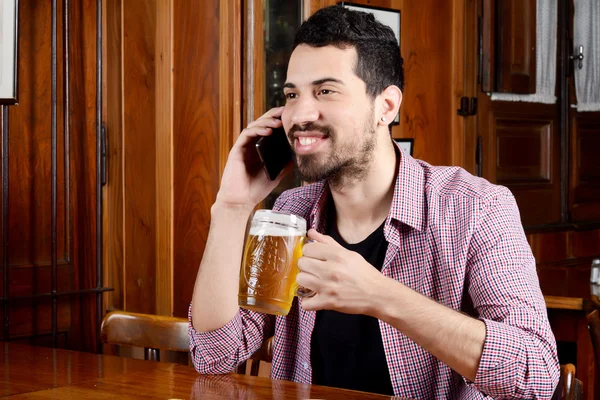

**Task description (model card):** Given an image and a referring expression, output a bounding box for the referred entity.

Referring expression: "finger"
[298,295,323,312]
[301,241,330,261]
[297,256,327,276]
[247,117,283,130]
[296,270,321,292]
[307,229,341,247]
[262,106,285,119]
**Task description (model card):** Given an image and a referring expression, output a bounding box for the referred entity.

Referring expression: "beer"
[238,210,306,316]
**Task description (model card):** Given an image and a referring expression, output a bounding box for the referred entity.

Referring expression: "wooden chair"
[100,310,273,376]
[551,364,583,400]
[100,310,190,362]
[587,308,600,386]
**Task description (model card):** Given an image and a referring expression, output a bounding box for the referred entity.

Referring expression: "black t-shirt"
[310,207,394,396]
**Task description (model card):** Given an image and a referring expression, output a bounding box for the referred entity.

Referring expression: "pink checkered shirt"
[189,149,559,399]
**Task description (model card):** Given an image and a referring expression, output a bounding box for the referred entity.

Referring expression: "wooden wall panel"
[530,228,600,297]
[396,0,455,166]
[68,0,102,351]
[495,0,536,94]
[570,112,600,222]
[5,0,67,269]
[104,0,124,313]
[0,0,101,350]
[496,119,551,183]
[155,0,174,317]
[122,0,157,314]
[484,103,561,227]
[172,0,221,317]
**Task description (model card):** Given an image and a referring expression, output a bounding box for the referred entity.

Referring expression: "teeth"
[298,137,317,146]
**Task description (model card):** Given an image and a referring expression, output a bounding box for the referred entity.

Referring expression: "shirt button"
[302,362,309,370]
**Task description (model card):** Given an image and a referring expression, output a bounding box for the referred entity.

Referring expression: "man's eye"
[318,89,332,95]
[285,92,297,100]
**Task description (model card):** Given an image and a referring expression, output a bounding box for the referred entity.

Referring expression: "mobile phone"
[255,126,293,181]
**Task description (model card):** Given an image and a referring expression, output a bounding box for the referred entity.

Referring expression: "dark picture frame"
[0,0,19,105]
[394,138,414,156]
[339,2,401,125]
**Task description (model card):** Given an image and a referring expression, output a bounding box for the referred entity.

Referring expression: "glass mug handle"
[297,239,317,298]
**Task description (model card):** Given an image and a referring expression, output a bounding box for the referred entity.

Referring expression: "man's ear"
[378,85,402,127]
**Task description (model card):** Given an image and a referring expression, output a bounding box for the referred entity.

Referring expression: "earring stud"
[381,116,387,122]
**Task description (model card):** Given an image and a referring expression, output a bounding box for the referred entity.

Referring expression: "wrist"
[211,200,254,219]
[368,276,405,322]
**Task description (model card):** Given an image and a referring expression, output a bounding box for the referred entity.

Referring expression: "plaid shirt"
[189,148,559,399]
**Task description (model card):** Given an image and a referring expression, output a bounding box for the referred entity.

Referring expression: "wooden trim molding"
[544,295,584,311]
[219,0,242,179]
[155,0,174,316]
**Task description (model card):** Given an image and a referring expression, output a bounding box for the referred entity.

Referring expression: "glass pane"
[263,0,302,209]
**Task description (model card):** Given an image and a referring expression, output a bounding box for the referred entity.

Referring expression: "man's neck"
[328,138,398,244]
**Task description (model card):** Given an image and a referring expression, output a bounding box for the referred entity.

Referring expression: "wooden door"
[477,0,562,228]
[0,0,100,352]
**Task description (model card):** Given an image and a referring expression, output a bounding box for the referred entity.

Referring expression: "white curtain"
[491,0,557,104]
[573,0,600,112]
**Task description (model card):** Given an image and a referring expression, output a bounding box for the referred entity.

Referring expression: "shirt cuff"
[472,318,522,397]
[188,304,243,373]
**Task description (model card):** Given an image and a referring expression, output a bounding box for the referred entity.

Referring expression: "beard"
[288,108,377,187]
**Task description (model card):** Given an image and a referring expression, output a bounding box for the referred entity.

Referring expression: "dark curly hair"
[293,5,404,97]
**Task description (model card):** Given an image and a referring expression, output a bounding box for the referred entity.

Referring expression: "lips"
[293,135,327,155]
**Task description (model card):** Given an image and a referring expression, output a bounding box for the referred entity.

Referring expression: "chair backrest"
[587,308,600,385]
[552,363,583,400]
[100,310,189,362]
[100,310,273,376]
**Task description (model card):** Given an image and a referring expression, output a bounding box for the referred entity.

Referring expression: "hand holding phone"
[255,126,293,181]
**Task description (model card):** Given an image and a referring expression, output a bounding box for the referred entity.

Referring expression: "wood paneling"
[104,0,124,313]
[495,0,536,94]
[172,0,221,317]
[496,118,551,183]
[486,103,561,226]
[397,0,455,165]
[530,228,600,297]
[122,0,157,314]
[4,0,67,270]
[103,0,241,319]
[155,0,174,316]
[570,112,600,222]
[68,0,102,351]
[219,1,242,181]
[0,0,101,350]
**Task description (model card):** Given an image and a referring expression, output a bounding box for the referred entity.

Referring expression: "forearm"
[371,277,485,381]
[191,202,252,332]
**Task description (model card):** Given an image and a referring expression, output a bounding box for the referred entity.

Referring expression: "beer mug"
[238,210,314,316]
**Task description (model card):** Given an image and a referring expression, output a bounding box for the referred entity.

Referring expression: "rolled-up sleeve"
[467,188,559,398]
[188,305,274,374]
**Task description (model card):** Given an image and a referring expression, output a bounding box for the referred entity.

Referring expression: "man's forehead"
[286,44,358,85]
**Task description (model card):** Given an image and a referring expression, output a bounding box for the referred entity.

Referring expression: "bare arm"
[191,204,252,332]
[190,107,289,333]
[372,279,485,381]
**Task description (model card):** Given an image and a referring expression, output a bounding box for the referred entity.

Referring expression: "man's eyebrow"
[283,77,345,89]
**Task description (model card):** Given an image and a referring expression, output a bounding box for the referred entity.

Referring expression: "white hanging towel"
[573,0,600,112]
[491,0,557,104]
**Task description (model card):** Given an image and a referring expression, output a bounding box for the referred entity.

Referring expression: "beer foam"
[249,225,305,237]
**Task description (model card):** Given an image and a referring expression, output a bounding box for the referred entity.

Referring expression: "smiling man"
[188,5,559,399]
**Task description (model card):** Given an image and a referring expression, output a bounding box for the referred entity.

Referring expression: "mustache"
[287,123,334,142]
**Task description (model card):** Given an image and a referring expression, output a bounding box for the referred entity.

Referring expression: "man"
[189,5,559,399]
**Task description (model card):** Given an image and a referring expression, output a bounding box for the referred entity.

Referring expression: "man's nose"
[290,97,319,126]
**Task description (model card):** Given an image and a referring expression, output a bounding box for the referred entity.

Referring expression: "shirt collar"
[306,142,426,235]
[389,142,426,233]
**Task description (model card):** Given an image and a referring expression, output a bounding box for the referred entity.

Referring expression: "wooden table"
[1,343,400,399]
